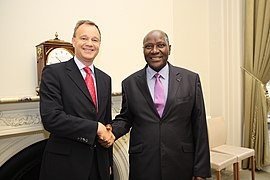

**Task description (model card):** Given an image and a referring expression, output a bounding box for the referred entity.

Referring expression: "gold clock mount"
[36,32,74,95]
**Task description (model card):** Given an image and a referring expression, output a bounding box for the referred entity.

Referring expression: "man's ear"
[72,37,75,47]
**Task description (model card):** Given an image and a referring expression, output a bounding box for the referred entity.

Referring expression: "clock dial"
[47,48,73,65]
[36,34,75,89]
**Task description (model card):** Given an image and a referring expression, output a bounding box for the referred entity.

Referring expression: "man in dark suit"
[110,30,211,180]
[39,20,115,180]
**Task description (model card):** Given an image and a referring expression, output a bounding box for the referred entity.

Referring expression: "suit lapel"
[65,59,93,103]
[135,68,158,114]
[163,64,182,118]
[94,67,107,117]
[135,65,183,119]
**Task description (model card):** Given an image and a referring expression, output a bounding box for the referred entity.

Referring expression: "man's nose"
[151,45,159,53]
[85,39,94,46]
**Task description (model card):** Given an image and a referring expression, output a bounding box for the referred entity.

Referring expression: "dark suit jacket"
[39,58,112,180]
[112,63,211,180]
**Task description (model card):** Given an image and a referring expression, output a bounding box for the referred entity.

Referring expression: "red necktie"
[83,67,97,107]
[154,73,165,117]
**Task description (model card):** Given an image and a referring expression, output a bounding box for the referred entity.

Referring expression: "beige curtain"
[243,0,270,170]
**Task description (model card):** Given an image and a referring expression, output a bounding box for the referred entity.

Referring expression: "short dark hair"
[73,20,101,40]
[143,30,170,45]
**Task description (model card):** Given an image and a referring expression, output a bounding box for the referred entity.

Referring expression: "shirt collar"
[74,56,95,74]
[147,63,168,79]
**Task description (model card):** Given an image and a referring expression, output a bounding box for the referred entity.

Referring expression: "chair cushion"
[210,151,238,170]
[212,144,255,161]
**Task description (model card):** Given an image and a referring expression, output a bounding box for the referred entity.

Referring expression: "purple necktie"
[154,73,165,117]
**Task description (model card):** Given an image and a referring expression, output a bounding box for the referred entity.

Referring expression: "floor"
[208,169,270,180]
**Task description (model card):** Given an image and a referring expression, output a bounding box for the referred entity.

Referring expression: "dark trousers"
[89,149,101,180]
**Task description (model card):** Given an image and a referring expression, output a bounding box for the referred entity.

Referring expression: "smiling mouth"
[151,57,162,61]
[83,48,94,52]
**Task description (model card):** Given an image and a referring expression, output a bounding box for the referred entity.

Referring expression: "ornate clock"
[36,32,74,88]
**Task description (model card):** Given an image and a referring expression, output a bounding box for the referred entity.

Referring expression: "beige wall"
[173,0,244,145]
[0,0,173,96]
[0,0,244,145]
[173,0,211,112]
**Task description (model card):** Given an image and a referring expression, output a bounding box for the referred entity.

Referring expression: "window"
[267,81,270,94]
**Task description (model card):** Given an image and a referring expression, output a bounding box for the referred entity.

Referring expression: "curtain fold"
[243,0,270,170]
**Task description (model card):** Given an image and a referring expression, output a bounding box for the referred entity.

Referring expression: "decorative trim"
[0,101,42,136]
[0,96,40,104]
[0,111,41,127]
[0,93,122,104]
[113,133,130,180]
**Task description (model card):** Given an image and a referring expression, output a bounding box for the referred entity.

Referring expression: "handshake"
[97,122,115,148]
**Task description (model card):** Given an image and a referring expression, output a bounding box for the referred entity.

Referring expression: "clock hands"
[55,56,62,62]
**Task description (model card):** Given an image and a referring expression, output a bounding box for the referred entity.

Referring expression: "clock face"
[47,48,73,65]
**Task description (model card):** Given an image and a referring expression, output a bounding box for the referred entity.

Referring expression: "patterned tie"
[83,67,97,107]
[154,73,165,117]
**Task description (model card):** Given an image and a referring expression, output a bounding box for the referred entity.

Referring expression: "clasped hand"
[97,122,115,148]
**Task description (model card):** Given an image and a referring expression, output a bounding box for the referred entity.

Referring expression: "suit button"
[90,144,96,149]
